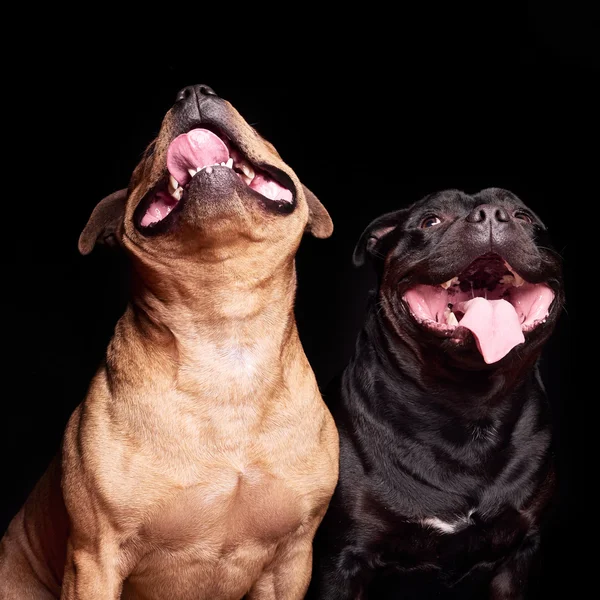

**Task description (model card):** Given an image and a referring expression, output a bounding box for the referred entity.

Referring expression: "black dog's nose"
[175,84,218,103]
[466,204,510,224]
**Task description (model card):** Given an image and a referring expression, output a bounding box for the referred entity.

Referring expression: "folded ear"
[352,209,408,267]
[78,189,127,255]
[303,185,333,239]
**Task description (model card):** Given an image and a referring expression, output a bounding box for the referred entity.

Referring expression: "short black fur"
[308,188,563,599]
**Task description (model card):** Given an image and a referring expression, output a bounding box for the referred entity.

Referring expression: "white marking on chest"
[420,509,475,534]
[219,344,259,376]
[185,337,262,385]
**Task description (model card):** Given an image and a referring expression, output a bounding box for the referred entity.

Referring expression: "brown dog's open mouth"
[403,253,555,364]
[138,127,293,229]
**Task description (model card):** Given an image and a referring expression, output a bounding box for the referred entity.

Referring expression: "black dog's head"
[354,188,563,368]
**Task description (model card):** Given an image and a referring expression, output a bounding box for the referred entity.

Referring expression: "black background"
[2,5,589,597]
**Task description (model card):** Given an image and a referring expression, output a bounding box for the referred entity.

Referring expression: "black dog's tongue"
[454,297,524,363]
[405,282,554,364]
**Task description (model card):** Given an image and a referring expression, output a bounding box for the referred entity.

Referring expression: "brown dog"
[0,84,339,599]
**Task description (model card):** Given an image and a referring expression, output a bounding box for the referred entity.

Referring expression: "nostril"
[467,208,486,223]
[175,86,194,103]
[495,208,510,222]
[198,85,217,96]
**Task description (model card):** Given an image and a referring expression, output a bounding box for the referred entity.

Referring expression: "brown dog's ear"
[303,185,333,239]
[78,189,128,255]
[352,209,408,267]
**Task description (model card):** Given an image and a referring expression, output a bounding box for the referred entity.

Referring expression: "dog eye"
[514,211,533,223]
[421,216,442,229]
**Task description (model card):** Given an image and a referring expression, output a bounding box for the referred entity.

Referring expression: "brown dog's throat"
[113,266,298,396]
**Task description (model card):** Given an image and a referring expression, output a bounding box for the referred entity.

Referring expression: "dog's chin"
[133,168,296,236]
[132,125,297,236]
[396,253,560,366]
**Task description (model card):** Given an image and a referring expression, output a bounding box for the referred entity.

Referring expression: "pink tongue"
[457,298,525,364]
[250,173,293,203]
[167,129,229,185]
[140,190,178,227]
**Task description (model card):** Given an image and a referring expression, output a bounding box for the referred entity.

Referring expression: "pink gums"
[140,128,292,227]
[404,283,554,364]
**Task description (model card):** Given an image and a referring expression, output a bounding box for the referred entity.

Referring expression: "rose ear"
[78,189,127,255]
[352,209,408,267]
[303,185,333,239]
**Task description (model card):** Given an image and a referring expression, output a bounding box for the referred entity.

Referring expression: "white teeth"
[205,166,213,174]
[240,162,255,181]
[440,276,459,289]
[447,312,459,327]
[172,187,183,201]
[504,262,525,287]
[188,168,197,178]
[512,272,525,287]
[168,175,180,196]
[226,158,233,168]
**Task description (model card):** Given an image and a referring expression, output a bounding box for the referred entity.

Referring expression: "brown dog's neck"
[104,256,303,400]
[132,259,297,326]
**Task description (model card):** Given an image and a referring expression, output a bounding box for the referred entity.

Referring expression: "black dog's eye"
[514,211,533,224]
[421,216,442,229]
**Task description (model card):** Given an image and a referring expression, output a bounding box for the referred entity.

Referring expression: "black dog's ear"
[352,209,407,267]
[303,185,334,239]
[78,189,128,255]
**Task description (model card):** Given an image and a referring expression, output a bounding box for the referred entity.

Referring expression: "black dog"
[308,188,563,599]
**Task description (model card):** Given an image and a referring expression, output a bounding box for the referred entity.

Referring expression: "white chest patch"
[220,344,258,376]
[420,509,475,534]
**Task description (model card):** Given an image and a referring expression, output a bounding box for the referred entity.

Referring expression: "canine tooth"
[173,187,183,201]
[169,175,180,191]
[241,162,255,180]
[447,312,459,327]
[226,158,233,168]
[440,276,459,289]
[504,262,525,287]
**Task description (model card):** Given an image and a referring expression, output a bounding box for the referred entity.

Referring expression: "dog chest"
[126,465,309,597]
[140,464,306,549]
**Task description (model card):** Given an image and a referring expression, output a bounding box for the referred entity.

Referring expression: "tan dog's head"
[79,85,332,284]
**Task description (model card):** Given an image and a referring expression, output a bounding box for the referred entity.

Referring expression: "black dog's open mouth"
[136,126,294,230]
[403,253,555,364]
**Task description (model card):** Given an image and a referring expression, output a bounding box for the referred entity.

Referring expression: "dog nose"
[466,204,510,224]
[175,84,218,103]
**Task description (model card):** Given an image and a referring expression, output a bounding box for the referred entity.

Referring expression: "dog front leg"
[305,563,367,600]
[305,539,369,600]
[60,538,123,600]
[247,537,315,600]
[490,534,540,600]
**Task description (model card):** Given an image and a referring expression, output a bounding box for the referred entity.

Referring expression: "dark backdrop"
[2,7,589,598]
